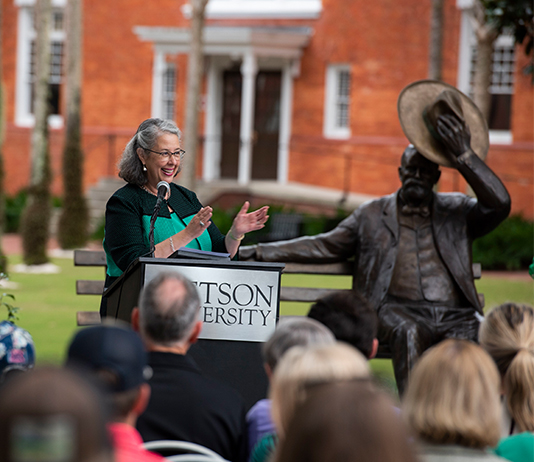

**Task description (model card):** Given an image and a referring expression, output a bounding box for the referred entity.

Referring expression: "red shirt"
[108,423,165,462]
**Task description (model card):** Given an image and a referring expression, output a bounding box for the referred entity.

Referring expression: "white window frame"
[150,51,178,121]
[161,62,177,121]
[15,1,66,129]
[457,7,515,145]
[182,0,322,19]
[323,64,351,139]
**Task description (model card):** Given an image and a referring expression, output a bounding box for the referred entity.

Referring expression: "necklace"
[141,185,157,196]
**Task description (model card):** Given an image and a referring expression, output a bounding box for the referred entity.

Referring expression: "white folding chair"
[166,455,228,462]
[142,440,227,461]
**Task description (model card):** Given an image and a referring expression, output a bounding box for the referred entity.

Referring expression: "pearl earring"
[143,165,147,172]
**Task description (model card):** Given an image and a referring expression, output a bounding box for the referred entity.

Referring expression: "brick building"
[2,0,533,219]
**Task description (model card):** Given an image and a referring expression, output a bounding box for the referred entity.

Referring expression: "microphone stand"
[148,181,171,257]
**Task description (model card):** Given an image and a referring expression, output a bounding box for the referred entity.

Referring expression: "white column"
[238,52,258,185]
[203,58,221,181]
[278,60,296,184]
[151,50,165,118]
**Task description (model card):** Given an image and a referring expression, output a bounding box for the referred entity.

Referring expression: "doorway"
[220,69,281,180]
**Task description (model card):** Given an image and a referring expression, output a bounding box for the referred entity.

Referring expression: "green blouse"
[104,183,227,278]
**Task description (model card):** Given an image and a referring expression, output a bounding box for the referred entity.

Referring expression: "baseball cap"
[0,321,35,380]
[66,325,151,392]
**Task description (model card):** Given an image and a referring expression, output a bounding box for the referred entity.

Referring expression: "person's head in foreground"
[66,323,152,425]
[479,302,534,433]
[307,290,378,359]
[403,338,501,449]
[262,316,336,377]
[133,271,202,352]
[274,381,417,462]
[0,367,112,462]
[270,342,370,439]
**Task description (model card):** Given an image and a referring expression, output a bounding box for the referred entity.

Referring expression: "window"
[469,37,515,131]
[15,5,65,128]
[151,53,178,120]
[457,8,515,143]
[162,63,177,120]
[324,65,351,139]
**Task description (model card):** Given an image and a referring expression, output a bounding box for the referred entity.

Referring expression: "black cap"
[66,325,151,392]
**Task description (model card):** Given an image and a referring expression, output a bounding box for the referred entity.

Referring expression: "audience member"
[307,290,378,358]
[0,320,35,385]
[479,303,534,462]
[274,381,417,462]
[251,342,370,462]
[132,271,247,462]
[247,316,335,454]
[66,324,164,462]
[0,366,113,462]
[403,339,507,462]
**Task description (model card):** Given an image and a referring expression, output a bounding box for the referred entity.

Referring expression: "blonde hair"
[479,303,534,432]
[270,342,370,437]
[403,339,501,449]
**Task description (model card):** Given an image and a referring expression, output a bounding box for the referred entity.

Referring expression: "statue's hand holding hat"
[398,80,489,167]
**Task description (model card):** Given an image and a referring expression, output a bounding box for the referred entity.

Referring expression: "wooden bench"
[74,249,483,358]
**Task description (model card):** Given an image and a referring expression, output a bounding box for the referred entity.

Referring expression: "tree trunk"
[0,1,7,272]
[181,0,209,191]
[428,0,444,80]
[58,0,89,249]
[21,0,52,265]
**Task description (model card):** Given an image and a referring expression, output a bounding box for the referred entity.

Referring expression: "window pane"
[29,40,64,115]
[162,64,176,120]
[335,70,350,128]
[469,40,515,130]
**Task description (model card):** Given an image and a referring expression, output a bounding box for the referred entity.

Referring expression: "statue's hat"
[397,80,489,167]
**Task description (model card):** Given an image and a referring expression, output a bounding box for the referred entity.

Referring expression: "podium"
[103,257,285,409]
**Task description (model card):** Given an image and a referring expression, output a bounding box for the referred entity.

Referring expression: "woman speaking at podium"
[100,118,269,316]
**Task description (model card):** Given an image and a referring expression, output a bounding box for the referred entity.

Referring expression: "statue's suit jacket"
[253,152,510,315]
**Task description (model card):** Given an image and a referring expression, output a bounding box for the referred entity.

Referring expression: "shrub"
[472,215,534,270]
[5,190,28,233]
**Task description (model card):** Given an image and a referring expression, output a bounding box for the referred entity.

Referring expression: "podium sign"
[145,264,279,342]
[104,258,284,409]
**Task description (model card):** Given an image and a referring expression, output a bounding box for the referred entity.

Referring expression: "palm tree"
[20,0,53,265]
[0,1,7,272]
[57,0,89,249]
[180,0,210,191]
[428,0,444,80]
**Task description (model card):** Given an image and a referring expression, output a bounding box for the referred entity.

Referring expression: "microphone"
[149,181,171,256]
[156,181,171,206]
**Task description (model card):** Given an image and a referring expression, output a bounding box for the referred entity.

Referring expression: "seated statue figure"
[240,81,511,395]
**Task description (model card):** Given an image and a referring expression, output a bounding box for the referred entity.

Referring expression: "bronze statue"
[240,81,511,395]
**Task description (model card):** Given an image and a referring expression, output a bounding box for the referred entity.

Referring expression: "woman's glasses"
[144,148,185,160]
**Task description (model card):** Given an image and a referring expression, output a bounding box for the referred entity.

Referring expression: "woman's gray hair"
[118,118,183,186]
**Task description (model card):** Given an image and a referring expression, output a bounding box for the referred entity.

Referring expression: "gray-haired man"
[132,272,247,462]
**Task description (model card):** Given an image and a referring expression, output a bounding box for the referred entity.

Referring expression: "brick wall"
[2,0,532,217]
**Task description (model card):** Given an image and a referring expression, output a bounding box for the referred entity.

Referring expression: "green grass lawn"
[4,253,533,396]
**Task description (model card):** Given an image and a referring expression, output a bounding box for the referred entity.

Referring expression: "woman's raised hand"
[186,206,212,239]
[230,202,269,238]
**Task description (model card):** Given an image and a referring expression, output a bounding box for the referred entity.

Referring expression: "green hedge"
[5,192,62,234]
[211,205,351,245]
[472,215,533,270]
